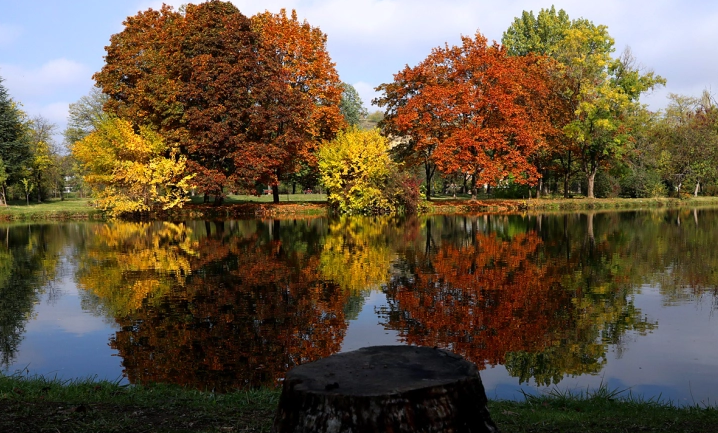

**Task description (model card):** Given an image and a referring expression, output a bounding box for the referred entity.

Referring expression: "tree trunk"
[586,212,595,246]
[425,162,435,200]
[272,184,280,204]
[694,180,700,197]
[563,172,570,198]
[587,169,597,199]
[272,346,499,433]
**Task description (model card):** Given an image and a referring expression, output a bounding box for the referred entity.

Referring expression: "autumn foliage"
[72,117,194,217]
[76,220,349,390]
[384,232,573,371]
[93,1,343,204]
[377,32,554,196]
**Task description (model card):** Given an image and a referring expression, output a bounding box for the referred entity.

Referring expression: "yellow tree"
[318,127,396,214]
[71,117,194,216]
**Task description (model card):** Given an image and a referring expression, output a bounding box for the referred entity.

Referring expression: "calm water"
[1,210,717,405]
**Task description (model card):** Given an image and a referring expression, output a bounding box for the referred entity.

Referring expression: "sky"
[2,0,718,145]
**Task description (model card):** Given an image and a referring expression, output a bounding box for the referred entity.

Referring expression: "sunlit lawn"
[0,197,101,220]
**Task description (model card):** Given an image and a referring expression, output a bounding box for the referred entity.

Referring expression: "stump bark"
[272,345,499,433]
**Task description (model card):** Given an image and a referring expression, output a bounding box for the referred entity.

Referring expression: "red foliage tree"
[377,32,554,197]
[94,2,343,203]
[251,9,345,203]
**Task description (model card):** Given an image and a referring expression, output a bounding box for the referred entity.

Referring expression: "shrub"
[318,127,419,215]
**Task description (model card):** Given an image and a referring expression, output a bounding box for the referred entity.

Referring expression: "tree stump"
[272,345,499,433]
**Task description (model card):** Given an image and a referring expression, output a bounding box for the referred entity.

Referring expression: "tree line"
[2,3,718,214]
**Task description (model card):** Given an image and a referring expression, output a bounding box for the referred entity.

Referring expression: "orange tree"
[251,9,345,203]
[376,32,553,198]
[94,1,342,203]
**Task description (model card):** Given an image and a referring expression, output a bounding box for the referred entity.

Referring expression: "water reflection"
[381,214,657,386]
[0,224,75,367]
[2,209,718,397]
[74,219,349,390]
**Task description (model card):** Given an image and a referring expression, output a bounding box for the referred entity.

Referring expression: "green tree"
[0,76,31,205]
[502,6,571,57]
[503,9,665,198]
[566,46,664,198]
[655,91,718,196]
[27,115,57,202]
[64,87,107,146]
[339,83,367,127]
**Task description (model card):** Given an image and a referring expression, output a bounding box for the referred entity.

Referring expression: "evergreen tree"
[0,76,31,205]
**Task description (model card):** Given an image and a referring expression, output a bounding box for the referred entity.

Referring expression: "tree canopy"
[502,8,665,198]
[339,83,368,127]
[377,32,554,199]
[0,76,31,205]
[93,1,343,205]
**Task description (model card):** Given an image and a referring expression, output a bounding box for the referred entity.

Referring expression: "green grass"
[490,385,718,432]
[5,194,718,222]
[0,373,279,433]
[2,374,717,432]
[0,197,104,221]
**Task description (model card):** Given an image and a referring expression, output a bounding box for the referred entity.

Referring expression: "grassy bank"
[425,195,718,214]
[2,374,717,432]
[0,198,104,221]
[5,195,718,221]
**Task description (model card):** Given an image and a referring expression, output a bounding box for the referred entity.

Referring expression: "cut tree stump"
[272,345,499,433]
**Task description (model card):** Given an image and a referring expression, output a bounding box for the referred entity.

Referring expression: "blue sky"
[2,0,718,145]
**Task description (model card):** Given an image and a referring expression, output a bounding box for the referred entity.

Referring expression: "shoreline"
[3,196,718,222]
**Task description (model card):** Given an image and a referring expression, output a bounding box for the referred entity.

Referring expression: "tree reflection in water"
[67,209,718,390]
[381,213,657,386]
[76,219,349,391]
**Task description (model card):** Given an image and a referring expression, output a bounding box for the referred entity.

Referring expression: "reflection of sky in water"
[5,271,125,383]
[8,281,718,404]
[340,286,718,406]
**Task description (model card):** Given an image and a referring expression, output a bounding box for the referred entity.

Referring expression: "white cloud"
[0,58,92,100]
[0,23,22,47]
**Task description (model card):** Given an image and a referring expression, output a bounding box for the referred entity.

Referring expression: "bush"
[385,169,421,214]
[593,171,621,198]
[620,169,666,198]
[318,127,420,215]
[492,180,532,199]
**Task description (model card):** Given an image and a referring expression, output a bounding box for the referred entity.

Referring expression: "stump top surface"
[285,345,478,397]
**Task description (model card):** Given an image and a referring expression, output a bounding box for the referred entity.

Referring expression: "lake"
[1,209,717,405]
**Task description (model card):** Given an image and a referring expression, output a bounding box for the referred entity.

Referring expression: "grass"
[5,194,718,222]
[0,197,104,221]
[490,385,718,432]
[2,374,718,432]
[198,193,329,204]
[0,373,279,433]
